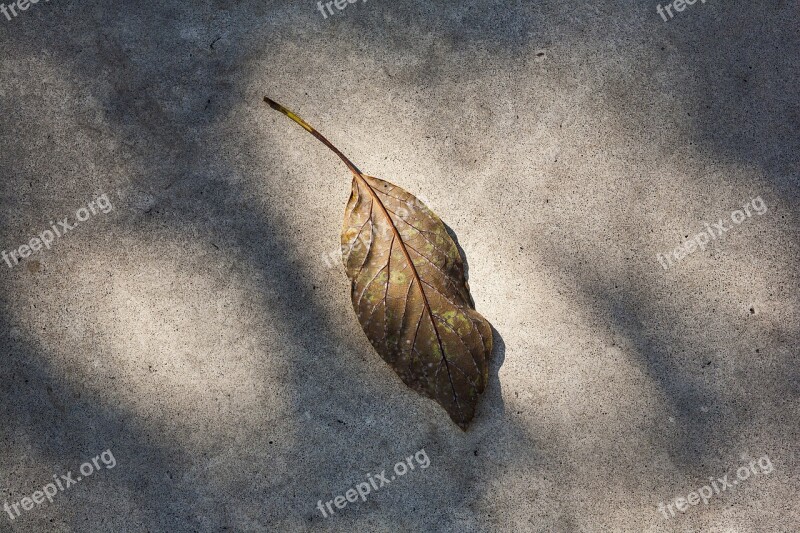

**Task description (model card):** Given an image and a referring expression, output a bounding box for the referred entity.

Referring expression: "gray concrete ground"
[0,1,798,531]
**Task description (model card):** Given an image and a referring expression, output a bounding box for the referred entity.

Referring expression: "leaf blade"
[342,174,493,429]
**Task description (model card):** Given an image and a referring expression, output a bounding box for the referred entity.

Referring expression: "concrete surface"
[0,1,798,532]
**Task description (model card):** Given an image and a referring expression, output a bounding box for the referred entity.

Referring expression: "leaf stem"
[263,96,363,178]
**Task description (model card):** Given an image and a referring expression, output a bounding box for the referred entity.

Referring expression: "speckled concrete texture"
[0,1,798,532]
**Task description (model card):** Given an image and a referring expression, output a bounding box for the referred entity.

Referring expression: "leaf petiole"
[264,96,363,179]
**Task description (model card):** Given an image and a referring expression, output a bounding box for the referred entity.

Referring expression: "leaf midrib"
[355,175,462,413]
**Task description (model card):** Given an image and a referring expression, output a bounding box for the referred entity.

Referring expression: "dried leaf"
[264,97,493,429]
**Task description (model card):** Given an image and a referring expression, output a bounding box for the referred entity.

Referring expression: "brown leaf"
[342,175,492,428]
[264,96,494,429]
